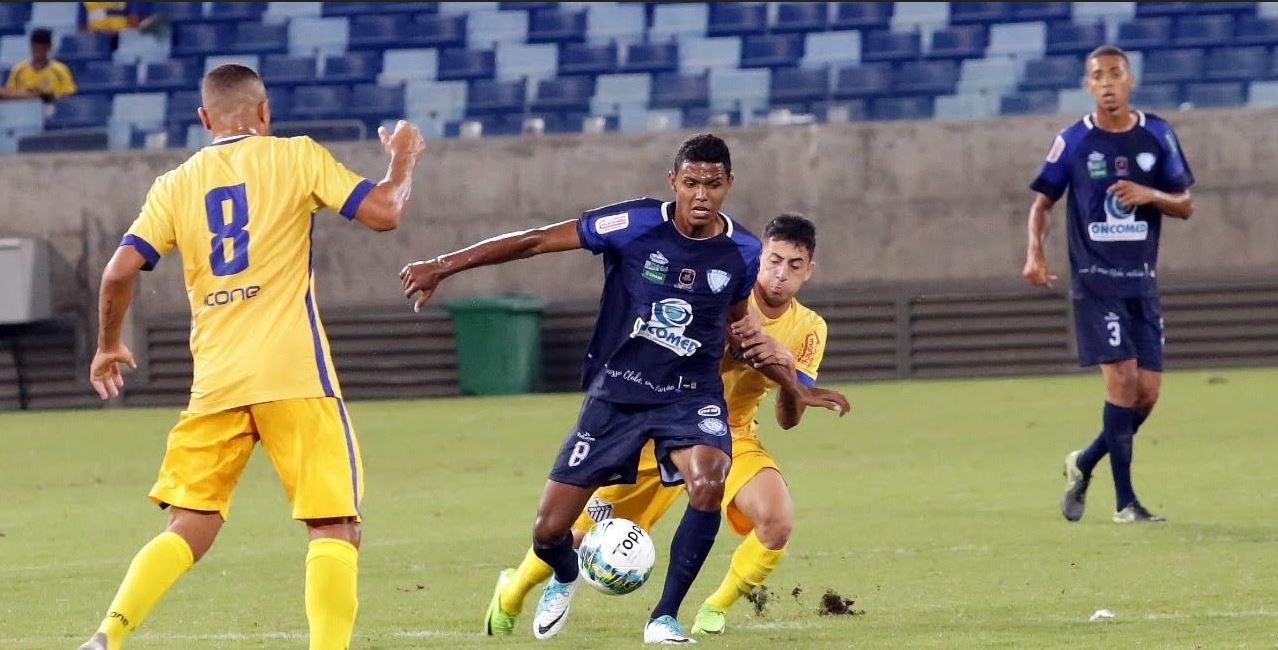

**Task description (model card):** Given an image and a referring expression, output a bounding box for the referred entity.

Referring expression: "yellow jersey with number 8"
[122,134,373,413]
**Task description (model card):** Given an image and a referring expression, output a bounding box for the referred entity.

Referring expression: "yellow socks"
[499,546,554,614]
[705,531,786,610]
[96,531,195,648]
[305,539,359,650]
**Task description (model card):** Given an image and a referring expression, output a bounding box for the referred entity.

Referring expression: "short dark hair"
[203,63,264,95]
[30,28,52,46]
[1085,45,1130,72]
[672,133,732,175]
[764,213,817,259]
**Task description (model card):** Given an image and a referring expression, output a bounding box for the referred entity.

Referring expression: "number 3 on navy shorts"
[1106,320,1122,347]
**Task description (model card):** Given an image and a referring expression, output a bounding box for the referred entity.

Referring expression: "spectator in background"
[3,28,77,102]
[82,2,160,47]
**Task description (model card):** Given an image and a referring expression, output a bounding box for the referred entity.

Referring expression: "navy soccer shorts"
[1073,295,1164,372]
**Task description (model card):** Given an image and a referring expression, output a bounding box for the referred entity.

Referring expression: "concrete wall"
[3,108,1276,327]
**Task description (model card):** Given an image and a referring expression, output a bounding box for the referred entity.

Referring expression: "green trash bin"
[445,294,547,395]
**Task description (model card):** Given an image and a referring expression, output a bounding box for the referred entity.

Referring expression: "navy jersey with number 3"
[1031,111,1194,298]
[577,197,762,405]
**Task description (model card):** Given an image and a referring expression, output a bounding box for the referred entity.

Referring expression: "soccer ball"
[578,518,656,596]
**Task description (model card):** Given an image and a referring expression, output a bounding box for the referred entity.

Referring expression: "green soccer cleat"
[484,568,518,636]
[690,603,726,635]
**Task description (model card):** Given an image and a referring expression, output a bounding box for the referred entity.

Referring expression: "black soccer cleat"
[1061,450,1090,522]
[1113,501,1166,523]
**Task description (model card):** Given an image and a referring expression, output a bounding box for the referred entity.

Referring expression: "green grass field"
[2,368,1276,648]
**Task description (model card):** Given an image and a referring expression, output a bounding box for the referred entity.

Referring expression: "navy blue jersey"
[1031,111,1194,298]
[576,197,762,405]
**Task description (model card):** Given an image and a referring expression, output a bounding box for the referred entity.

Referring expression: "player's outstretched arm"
[1022,192,1059,288]
[90,246,144,400]
[352,120,427,231]
[728,300,849,417]
[399,219,583,312]
[1108,180,1193,220]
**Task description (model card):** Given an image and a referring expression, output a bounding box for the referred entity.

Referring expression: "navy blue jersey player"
[401,134,850,643]
[1023,46,1194,525]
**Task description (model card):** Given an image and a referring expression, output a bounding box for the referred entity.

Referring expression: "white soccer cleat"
[77,632,108,650]
[532,574,580,640]
[645,615,697,644]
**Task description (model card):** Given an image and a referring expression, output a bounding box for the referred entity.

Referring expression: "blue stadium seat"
[261,55,318,86]
[167,90,201,124]
[869,96,933,120]
[323,52,381,84]
[0,3,30,36]
[559,43,617,76]
[289,85,349,119]
[1174,14,1235,47]
[894,60,958,95]
[1046,22,1105,54]
[323,2,436,16]
[77,62,137,94]
[1131,84,1181,108]
[988,22,1047,58]
[205,1,266,22]
[585,3,645,45]
[708,67,770,111]
[466,78,526,114]
[950,2,1012,24]
[831,2,892,30]
[1235,16,1278,45]
[1010,2,1071,22]
[1021,55,1082,90]
[1118,18,1174,50]
[438,48,495,81]
[1000,90,1058,115]
[266,86,293,120]
[380,49,438,84]
[58,33,113,63]
[495,42,557,82]
[834,62,894,98]
[1143,48,1204,84]
[650,3,708,41]
[406,14,467,49]
[151,2,204,24]
[19,129,109,153]
[1206,46,1268,81]
[769,66,829,104]
[927,25,987,59]
[773,3,828,33]
[174,24,232,57]
[231,22,289,55]
[46,94,111,129]
[532,75,594,112]
[680,36,741,72]
[1136,2,1197,17]
[650,72,709,109]
[348,15,402,50]
[740,34,803,68]
[467,9,528,48]
[1199,2,1260,14]
[682,106,741,128]
[862,31,920,61]
[141,59,201,91]
[528,9,586,43]
[1185,81,1245,107]
[804,31,861,67]
[708,3,767,37]
[621,42,678,73]
[345,84,405,125]
[500,2,556,10]
[591,73,652,114]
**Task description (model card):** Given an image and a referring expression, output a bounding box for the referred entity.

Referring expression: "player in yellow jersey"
[78,64,426,650]
[484,214,831,637]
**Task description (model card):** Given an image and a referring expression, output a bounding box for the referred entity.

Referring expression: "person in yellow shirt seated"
[3,29,76,102]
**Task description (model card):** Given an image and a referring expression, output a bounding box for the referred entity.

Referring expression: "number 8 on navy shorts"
[1073,295,1164,371]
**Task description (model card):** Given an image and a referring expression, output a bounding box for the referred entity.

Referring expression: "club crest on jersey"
[1090,192,1149,242]
[698,418,727,436]
[1137,152,1156,172]
[1115,156,1129,177]
[675,268,696,291]
[642,251,669,284]
[707,269,731,294]
[1087,151,1107,179]
[585,497,614,523]
[632,298,702,356]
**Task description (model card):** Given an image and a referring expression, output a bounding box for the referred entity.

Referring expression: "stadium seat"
[46,94,111,129]
[466,78,526,114]
[1199,2,1261,14]
[29,1,78,30]
[528,9,586,43]
[957,57,1021,94]
[950,2,1012,24]
[1118,18,1174,51]
[57,33,113,63]
[1000,89,1058,115]
[862,31,920,62]
[348,15,402,50]
[167,90,201,124]
[0,3,30,36]
[1073,1,1137,25]
[1046,22,1105,54]
[707,3,767,37]
[1235,16,1278,45]
[500,2,556,10]
[1247,80,1278,106]
[1136,2,1197,17]
[682,106,741,128]
[1142,48,1204,84]
[869,95,933,120]
[206,2,266,22]
[585,3,645,46]
[345,83,405,126]
[114,30,171,66]
[1173,14,1236,48]
[1205,46,1268,81]
[140,59,201,91]
[231,22,289,55]
[406,13,467,49]
[831,2,893,30]
[770,66,830,104]
[380,49,438,84]
[558,42,615,76]
[263,1,323,23]
[532,75,594,112]
[894,60,958,95]
[440,2,498,14]
[1021,56,1083,91]
[679,36,741,73]
[437,48,495,81]
[621,42,678,74]
[1010,2,1073,22]
[772,3,829,33]
[404,79,467,122]
[927,25,987,59]
[204,54,259,75]
[151,1,204,24]
[467,9,529,48]
[1131,83,1181,108]
[287,17,349,58]
[934,92,1000,119]
[650,72,709,109]
[650,3,708,41]
[1185,81,1245,108]
[834,62,894,98]
[322,52,380,84]
[76,62,137,94]
[891,2,949,32]
[261,55,318,86]
[804,31,861,67]
[111,92,166,128]
[740,34,803,69]
[174,24,232,57]
[590,73,651,114]
[323,2,436,15]
[1057,87,1095,114]
[19,129,109,153]
[495,42,557,82]
[708,67,769,111]
[265,86,293,120]
[987,22,1047,59]
[289,85,349,119]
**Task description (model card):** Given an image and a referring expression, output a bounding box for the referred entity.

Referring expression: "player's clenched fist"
[379,119,426,160]
[400,258,446,312]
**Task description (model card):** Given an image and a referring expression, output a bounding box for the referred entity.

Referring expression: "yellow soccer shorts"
[572,436,781,537]
[148,397,364,521]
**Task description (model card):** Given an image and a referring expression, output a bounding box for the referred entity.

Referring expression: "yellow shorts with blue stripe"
[572,435,780,537]
[148,397,364,521]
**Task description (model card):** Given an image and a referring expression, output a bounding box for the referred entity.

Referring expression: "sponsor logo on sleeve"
[796,330,820,367]
[1046,134,1065,163]
[697,405,722,417]
[594,212,629,235]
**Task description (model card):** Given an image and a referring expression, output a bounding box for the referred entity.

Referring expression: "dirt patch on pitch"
[818,589,864,617]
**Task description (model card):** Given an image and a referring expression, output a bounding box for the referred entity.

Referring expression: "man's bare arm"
[90,246,145,399]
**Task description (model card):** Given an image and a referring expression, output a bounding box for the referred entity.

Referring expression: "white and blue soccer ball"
[578,518,656,596]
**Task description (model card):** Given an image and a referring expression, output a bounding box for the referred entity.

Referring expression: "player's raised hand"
[380,120,426,160]
[400,258,446,312]
[1022,252,1058,288]
[89,344,137,400]
[1107,179,1155,207]
[797,385,851,417]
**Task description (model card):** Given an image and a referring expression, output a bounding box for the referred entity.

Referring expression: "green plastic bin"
[445,294,547,395]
